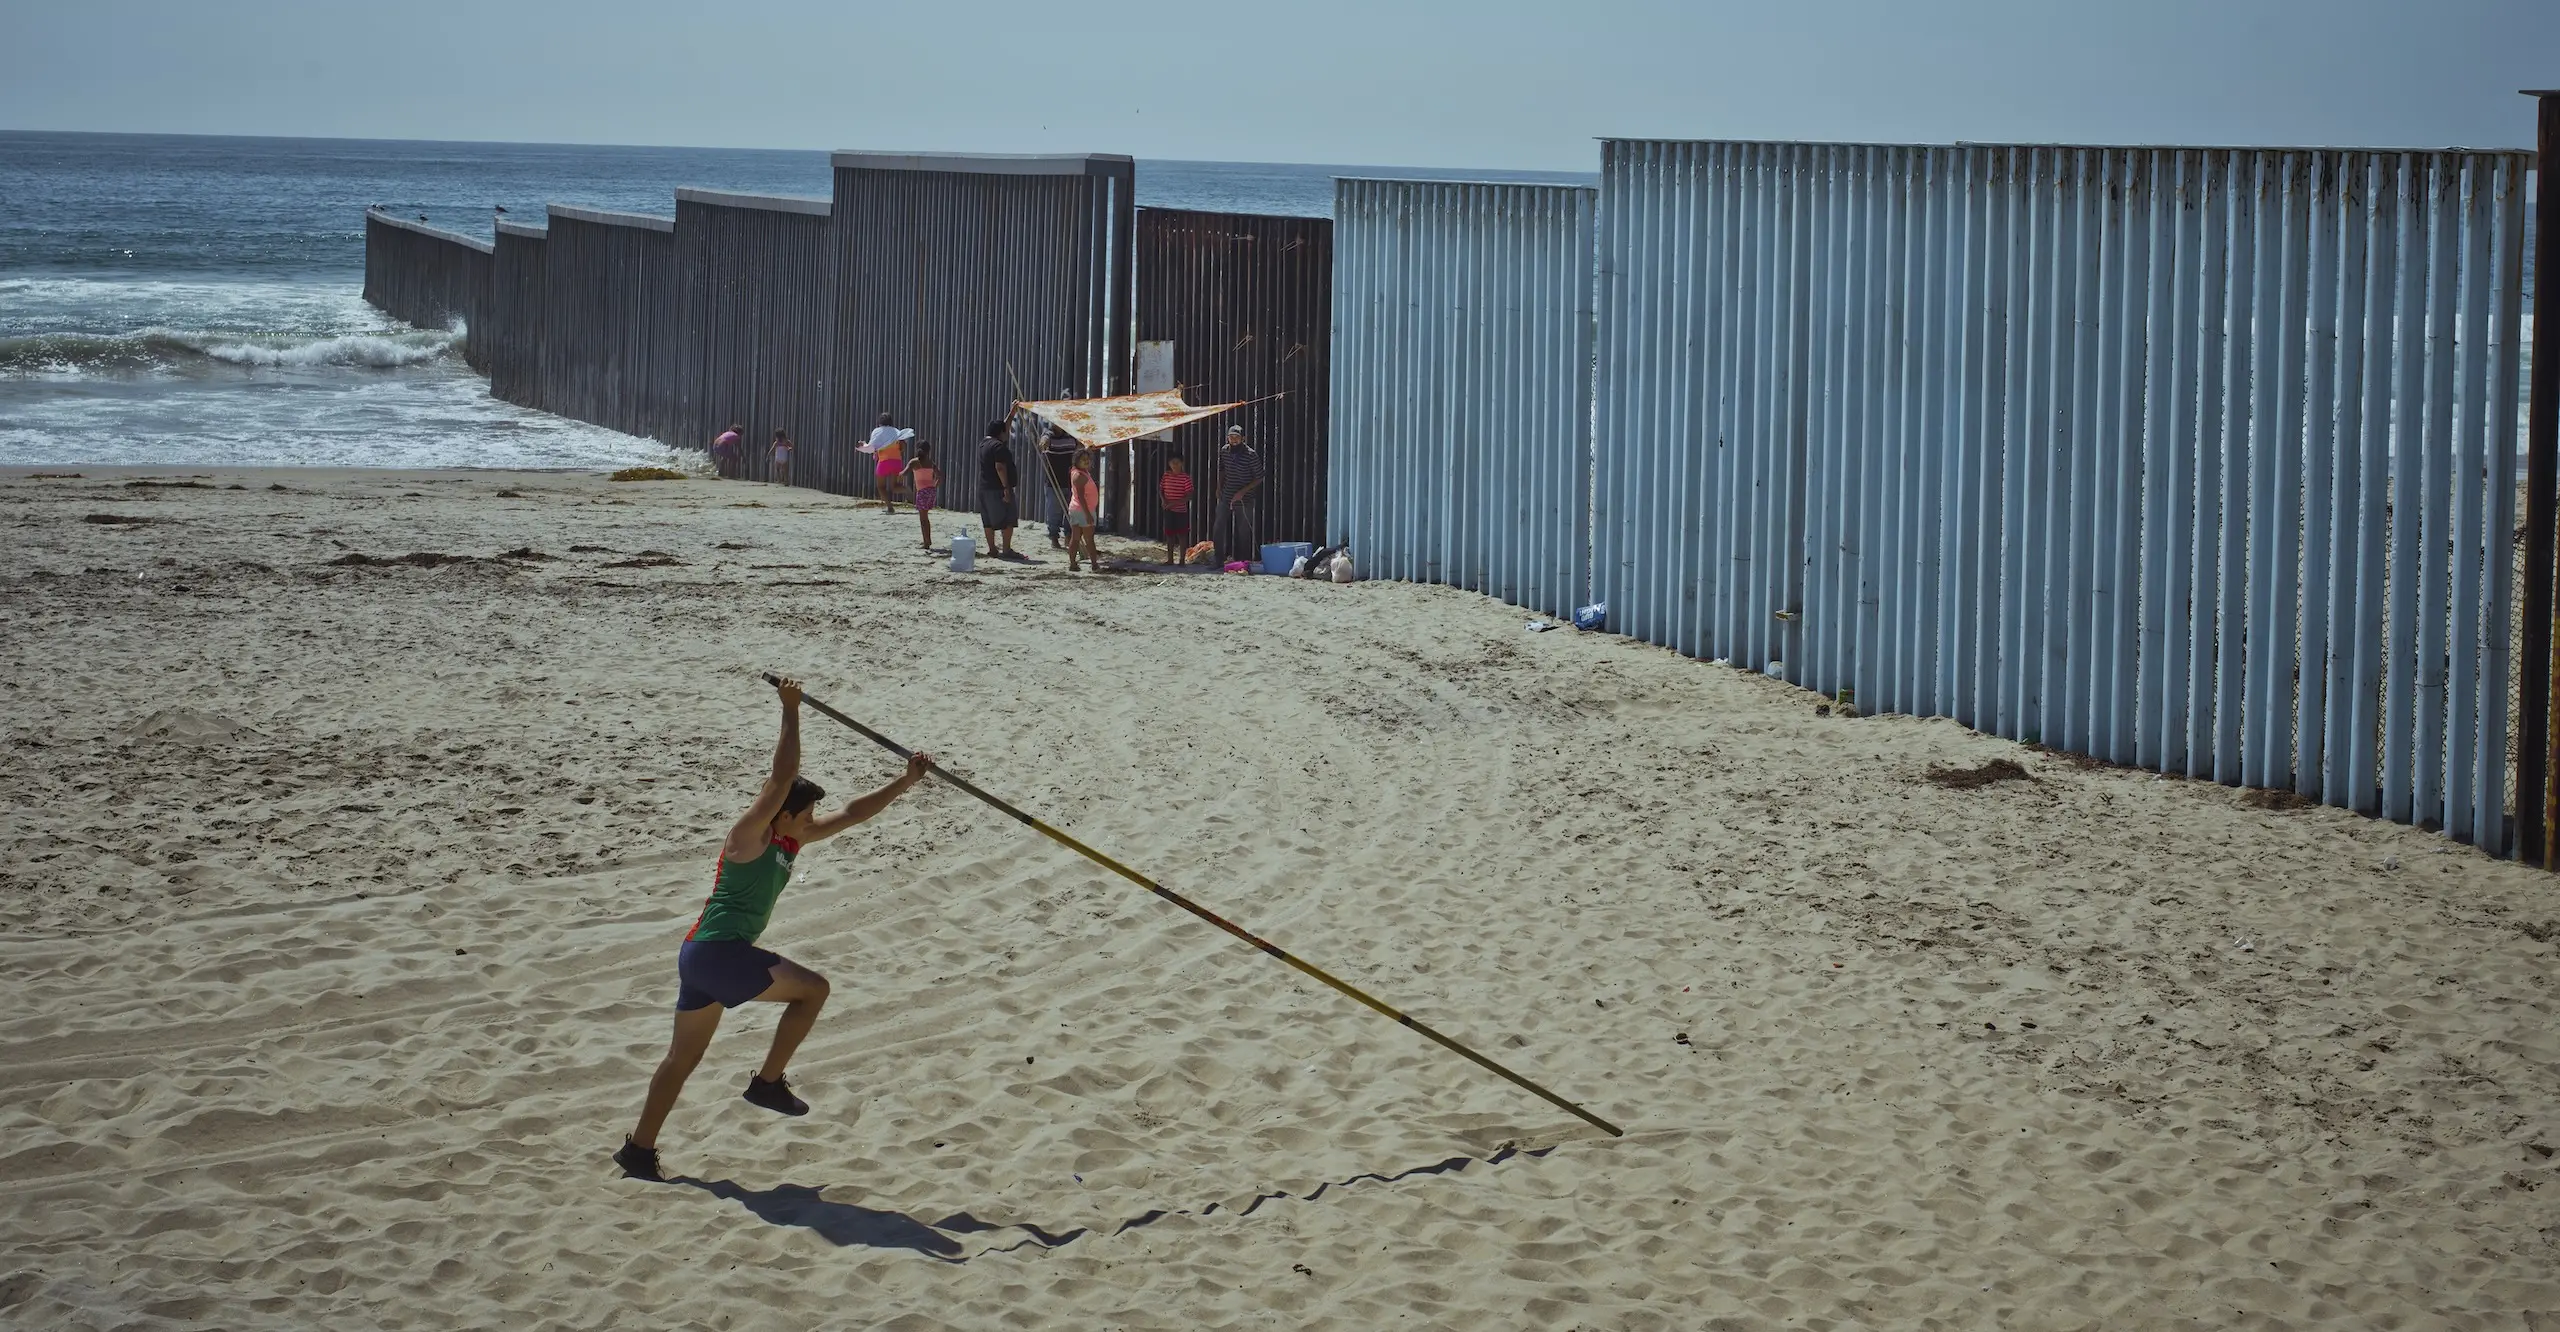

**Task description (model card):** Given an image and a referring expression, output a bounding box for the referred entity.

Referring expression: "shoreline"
[1,463,634,479]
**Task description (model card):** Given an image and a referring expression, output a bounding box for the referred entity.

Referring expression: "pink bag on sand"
[1223,561,1252,574]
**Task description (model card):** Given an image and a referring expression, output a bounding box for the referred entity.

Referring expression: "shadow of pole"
[661,1144,1554,1262]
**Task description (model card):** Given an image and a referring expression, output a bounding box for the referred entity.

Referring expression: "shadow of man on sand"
[670,1177,967,1260]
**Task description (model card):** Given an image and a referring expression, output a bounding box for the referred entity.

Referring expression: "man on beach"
[616,677,929,1181]
[1216,424,1264,562]
[978,420,1021,559]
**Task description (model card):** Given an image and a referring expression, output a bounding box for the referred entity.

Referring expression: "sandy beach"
[2,465,2556,1329]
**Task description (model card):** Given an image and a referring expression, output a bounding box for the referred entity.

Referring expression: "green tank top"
[687,836,799,943]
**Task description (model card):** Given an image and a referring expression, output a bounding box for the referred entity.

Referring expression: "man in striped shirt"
[1216,425,1264,563]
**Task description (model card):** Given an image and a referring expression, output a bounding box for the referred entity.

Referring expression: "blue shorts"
[675,939,783,1011]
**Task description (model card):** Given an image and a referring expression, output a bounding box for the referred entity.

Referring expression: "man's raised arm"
[723,678,804,860]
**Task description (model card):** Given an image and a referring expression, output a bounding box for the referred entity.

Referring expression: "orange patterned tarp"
[1015,389,1244,448]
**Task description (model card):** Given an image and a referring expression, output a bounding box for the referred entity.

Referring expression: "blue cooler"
[1260,541,1314,575]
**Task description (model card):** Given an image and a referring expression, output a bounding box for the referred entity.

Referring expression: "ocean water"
[0,131,1591,470]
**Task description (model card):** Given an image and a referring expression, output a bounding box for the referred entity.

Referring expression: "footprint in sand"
[126,708,256,744]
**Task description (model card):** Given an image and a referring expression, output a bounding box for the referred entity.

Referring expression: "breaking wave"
[0,326,461,376]
[199,330,460,368]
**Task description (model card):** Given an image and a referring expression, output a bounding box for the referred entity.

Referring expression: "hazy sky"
[3,0,2551,168]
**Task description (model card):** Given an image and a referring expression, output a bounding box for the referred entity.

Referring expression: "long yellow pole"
[768,674,1624,1138]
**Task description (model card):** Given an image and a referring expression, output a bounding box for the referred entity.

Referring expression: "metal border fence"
[534,204,688,447]
[672,189,836,486]
[362,124,2555,858]
[830,152,1136,518]
[362,210,490,371]
[1329,178,1596,618]
[1594,140,2532,848]
[484,219,548,407]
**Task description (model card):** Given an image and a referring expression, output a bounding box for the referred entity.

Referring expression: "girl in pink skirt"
[904,442,940,551]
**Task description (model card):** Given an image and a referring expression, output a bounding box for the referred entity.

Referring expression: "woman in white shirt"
[862,412,909,512]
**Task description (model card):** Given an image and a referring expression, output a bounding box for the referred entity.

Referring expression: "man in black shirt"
[977,421,1020,559]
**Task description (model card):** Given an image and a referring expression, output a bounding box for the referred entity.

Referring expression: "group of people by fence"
[702,410,1273,573]
[708,424,790,484]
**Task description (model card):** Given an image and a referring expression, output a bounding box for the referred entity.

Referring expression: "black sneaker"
[614,1136,663,1181]
[743,1074,808,1116]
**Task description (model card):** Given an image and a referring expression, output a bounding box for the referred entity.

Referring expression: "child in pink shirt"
[1066,451,1102,572]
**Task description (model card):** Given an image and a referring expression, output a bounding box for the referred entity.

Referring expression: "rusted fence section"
[673,188,836,486]
[1132,208,1333,546]
[362,210,490,370]
[831,152,1135,521]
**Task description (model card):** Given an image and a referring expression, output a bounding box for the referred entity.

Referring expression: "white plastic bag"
[1330,551,1355,583]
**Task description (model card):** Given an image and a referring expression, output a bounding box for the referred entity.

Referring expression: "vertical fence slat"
[2415,156,2464,829]
[2299,154,2344,797]
[2477,155,2528,853]
[2104,153,2149,764]
[2135,150,2179,771]
[2446,158,2495,842]
[2348,157,2398,817]
[1948,149,1990,727]
[1920,151,1951,715]
[2383,155,2429,822]
[2186,154,2231,776]
[2064,149,2105,756]
[2256,153,2311,791]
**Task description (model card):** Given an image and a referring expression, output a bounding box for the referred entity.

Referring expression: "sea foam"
[196,330,459,369]
[0,326,458,375]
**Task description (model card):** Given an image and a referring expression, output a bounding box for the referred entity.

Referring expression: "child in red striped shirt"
[1158,454,1195,564]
